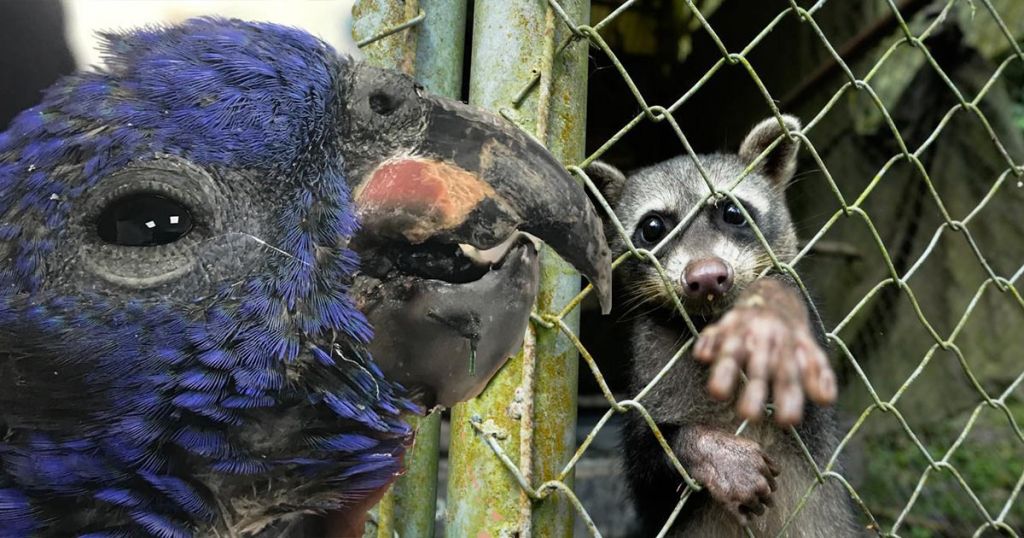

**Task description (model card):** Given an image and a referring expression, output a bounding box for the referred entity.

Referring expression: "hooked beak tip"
[360,92,614,314]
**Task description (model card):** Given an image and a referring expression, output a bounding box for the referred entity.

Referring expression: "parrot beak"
[353,96,611,311]
[349,93,611,407]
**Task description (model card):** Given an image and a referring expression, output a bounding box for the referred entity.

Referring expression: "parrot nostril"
[369,91,400,115]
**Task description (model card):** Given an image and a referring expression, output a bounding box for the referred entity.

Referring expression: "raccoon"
[587,116,859,537]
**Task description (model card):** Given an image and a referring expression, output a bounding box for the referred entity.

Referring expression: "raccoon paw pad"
[690,434,778,524]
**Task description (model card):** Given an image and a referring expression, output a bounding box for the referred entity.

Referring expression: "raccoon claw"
[693,288,836,426]
[687,430,778,524]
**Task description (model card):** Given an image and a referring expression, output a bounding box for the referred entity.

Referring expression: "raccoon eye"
[638,215,667,244]
[721,202,747,227]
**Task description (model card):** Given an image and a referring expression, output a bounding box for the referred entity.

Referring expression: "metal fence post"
[446,1,591,536]
[352,1,468,535]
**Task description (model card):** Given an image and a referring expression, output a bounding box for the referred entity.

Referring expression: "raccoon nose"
[682,258,734,301]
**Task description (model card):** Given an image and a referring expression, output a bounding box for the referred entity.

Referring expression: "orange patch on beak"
[355,158,498,243]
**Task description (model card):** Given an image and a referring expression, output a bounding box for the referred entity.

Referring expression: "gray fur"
[591,116,860,536]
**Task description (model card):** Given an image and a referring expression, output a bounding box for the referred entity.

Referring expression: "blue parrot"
[0,18,611,537]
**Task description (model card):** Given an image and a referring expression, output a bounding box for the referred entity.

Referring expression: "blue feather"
[177,370,229,392]
[128,510,192,538]
[139,472,213,520]
[313,434,380,453]
[0,489,38,536]
[95,487,147,508]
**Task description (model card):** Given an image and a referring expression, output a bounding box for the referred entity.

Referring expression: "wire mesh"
[359,0,1024,535]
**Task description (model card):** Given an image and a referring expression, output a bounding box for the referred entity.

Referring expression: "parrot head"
[0,17,610,536]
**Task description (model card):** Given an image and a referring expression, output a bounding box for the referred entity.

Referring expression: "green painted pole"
[368,410,442,537]
[352,1,467,536]
[446,1,590,536]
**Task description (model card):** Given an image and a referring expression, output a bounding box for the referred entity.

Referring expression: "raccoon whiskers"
[785,169,819,188]
[751,251,776,273]
[617,278,679,321]
[619,302,674,324]
[728,246,768,286]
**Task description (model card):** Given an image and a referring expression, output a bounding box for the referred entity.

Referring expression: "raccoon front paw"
[693,288,837,425]
[688,431,779,524]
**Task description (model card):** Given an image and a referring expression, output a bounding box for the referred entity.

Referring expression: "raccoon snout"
[682,258,734,301]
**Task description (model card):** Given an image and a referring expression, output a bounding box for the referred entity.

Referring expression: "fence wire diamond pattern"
[362,0,1024,535]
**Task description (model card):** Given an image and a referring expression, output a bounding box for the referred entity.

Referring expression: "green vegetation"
[859,400,1024,536]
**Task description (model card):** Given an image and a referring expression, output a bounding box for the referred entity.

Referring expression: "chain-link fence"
[355,0,1024,536]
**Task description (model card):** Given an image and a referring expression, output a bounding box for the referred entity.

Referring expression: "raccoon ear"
[583,160,628,207]
[739,115,801,185]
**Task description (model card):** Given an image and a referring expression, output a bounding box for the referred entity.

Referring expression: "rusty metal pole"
[352,1,468,536]
[446,1,590,536]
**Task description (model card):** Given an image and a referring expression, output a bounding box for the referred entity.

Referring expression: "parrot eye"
[369,90,401,116]
[97,194,193,246]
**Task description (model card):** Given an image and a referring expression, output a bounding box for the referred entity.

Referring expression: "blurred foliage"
[859,400,1024,536]
[591,0,723,64]
[958,0,1024,133]
[1007,45,1024,132]
[959,0,1024,60]
[846,6,931,136]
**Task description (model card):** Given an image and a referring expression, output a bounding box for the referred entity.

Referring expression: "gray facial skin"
[353,237,539,408]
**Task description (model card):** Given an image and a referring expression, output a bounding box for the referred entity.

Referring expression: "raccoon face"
[588,116,802,318]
